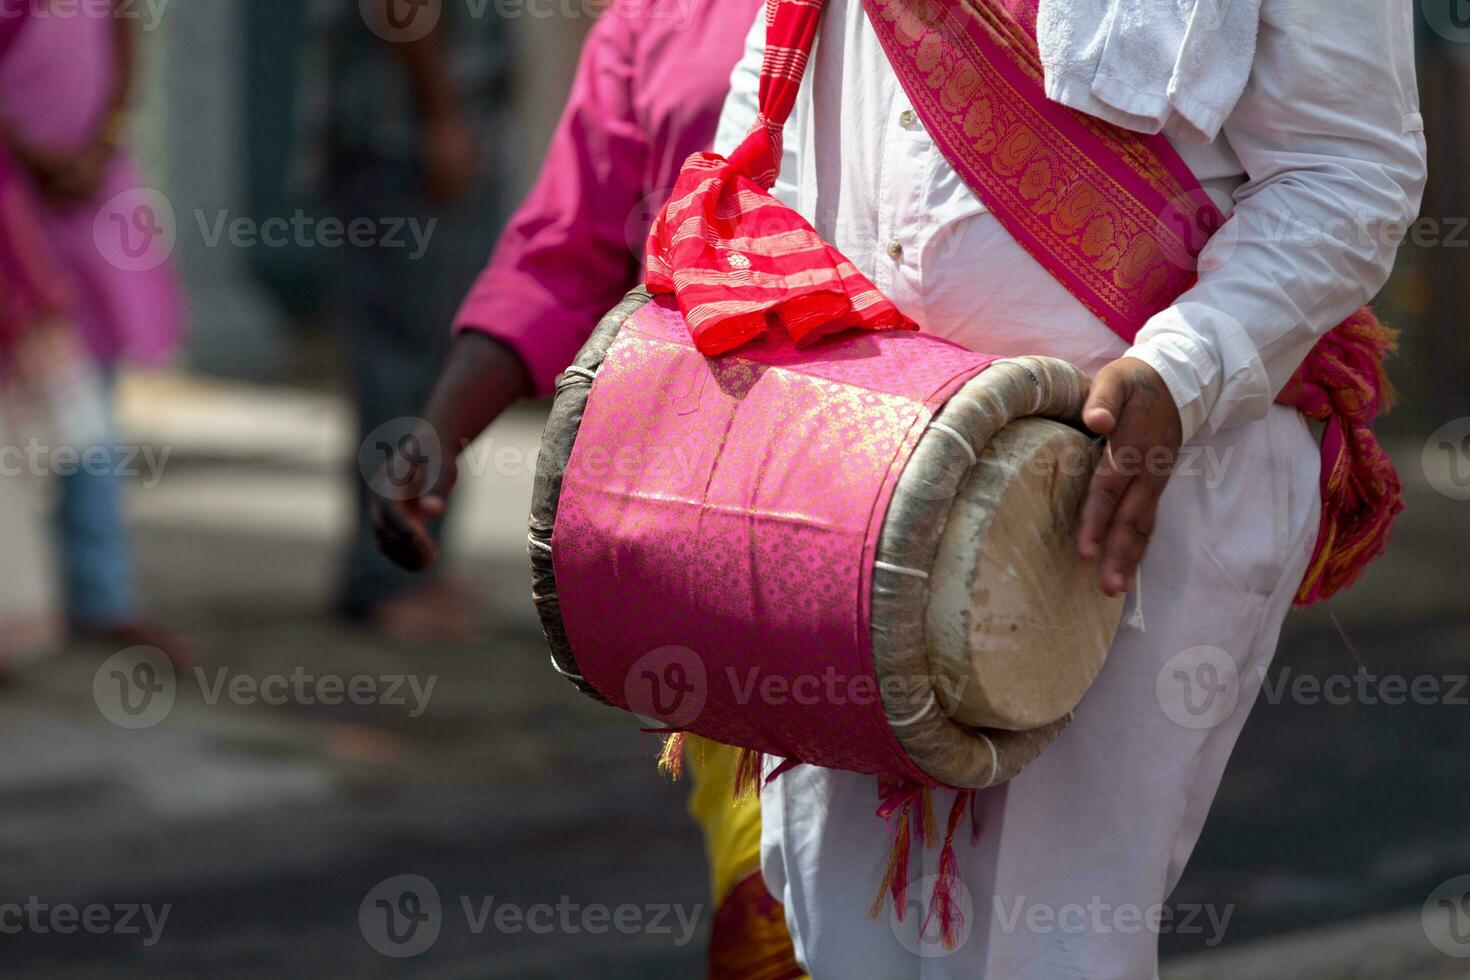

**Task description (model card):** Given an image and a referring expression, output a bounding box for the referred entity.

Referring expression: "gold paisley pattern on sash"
[994,125,1039,176]
[940,63,983,112]
[1115,235,1167,291]
[1050,182,1103,241]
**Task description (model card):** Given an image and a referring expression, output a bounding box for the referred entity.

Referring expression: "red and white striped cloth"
[644,0,915,355]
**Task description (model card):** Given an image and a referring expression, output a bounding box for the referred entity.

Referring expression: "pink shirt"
[0,8,185,367]
[452,0,762,395]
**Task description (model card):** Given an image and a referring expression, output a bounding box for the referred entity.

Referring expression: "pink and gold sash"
[648,0,1401,605]
[862,0,1401,605]
[873,0,1223,340]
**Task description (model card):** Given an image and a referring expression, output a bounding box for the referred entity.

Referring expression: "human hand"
[370,419,459,571]
[11,138,113,206]
[1076,357,1183,597]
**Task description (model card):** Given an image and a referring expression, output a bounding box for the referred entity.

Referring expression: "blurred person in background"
[365,0,806,975]
[295,0,513,643]
[0,0,189,663]
[0,11,73,672]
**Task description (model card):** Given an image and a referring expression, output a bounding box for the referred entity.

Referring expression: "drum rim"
[871,355,1110,789]
[527,287,656,705]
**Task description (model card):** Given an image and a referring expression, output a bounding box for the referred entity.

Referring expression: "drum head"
[927,417,1123,730]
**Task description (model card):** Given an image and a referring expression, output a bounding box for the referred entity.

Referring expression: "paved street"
[1,374,1467,977]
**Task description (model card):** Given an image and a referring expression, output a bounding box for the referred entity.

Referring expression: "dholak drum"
[530,289,1124,791]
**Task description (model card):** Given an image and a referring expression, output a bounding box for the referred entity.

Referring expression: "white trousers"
[760,404,1321,979]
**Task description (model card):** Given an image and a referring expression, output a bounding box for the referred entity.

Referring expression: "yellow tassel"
[1366,318,1400,411]
[732,747,764,801]
[1293,511,1340,605]
[868,807,912,920]
[658,732,687,781]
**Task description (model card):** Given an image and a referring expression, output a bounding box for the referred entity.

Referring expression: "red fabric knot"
[643,0,916,356]
[1276,309,1403,604]
[725,113,783,189]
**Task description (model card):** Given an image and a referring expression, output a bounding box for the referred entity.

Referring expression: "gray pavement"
[1,519,710,978]
[1164,909,1470,980]
[1,376,1468,977]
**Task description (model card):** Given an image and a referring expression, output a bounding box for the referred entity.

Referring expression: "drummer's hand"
[368,334,534,570]
[370,422,459,571]
[1077,357,1182,597]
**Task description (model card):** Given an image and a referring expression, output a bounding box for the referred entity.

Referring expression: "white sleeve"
[1123,0,1427,444]
[714,9,763,157]
[714,5,802,209]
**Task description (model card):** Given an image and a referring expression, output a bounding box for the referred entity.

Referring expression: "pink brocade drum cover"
[529,289,1125,790]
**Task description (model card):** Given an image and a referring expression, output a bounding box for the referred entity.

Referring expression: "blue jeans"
[55,374,139,627]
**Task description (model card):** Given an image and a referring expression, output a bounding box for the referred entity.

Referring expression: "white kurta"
[714,1,1426,976]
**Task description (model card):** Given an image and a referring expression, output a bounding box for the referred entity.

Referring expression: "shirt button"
[887,240,904,261]
[899,108,918,129]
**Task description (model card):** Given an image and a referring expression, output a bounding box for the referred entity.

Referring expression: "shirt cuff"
[453,294,577,399]
[1122,308,1221,446]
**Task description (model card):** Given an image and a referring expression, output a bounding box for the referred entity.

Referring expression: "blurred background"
[0,1,1467,977]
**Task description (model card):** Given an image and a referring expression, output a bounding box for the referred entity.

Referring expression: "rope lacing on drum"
[886,691,937,728]
[547,654,586,684]
[927,422,977,466]
[874,560,929,580]
[977,732,999,788]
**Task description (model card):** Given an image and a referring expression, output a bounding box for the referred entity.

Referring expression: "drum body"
[530,289,1123,790]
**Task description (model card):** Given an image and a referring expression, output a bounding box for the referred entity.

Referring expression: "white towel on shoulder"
[1036,0,1264,144]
